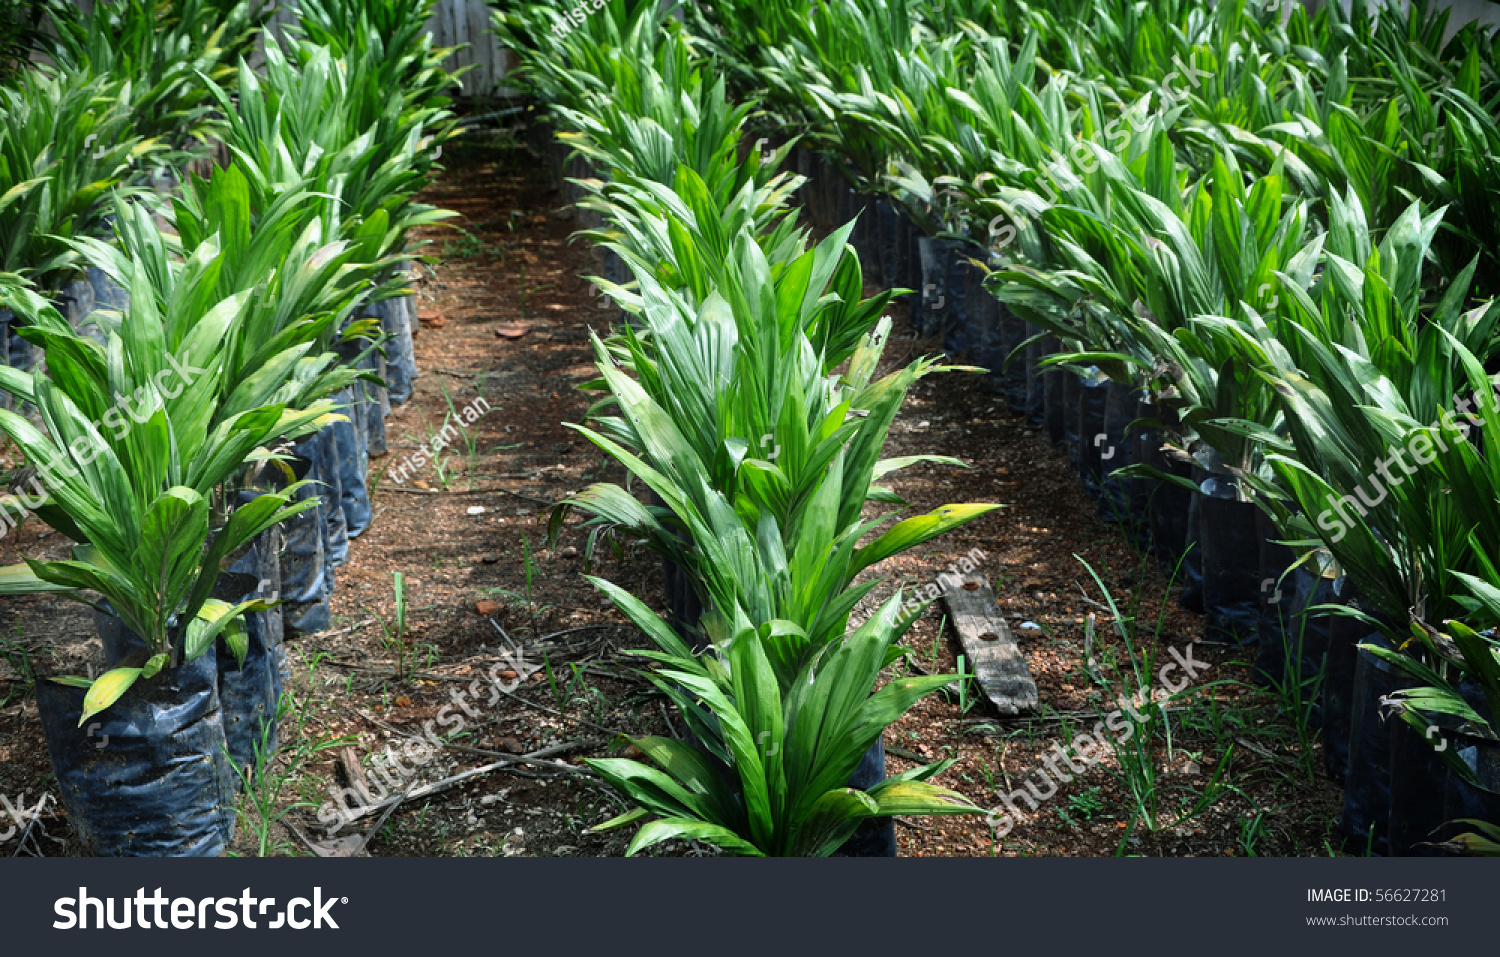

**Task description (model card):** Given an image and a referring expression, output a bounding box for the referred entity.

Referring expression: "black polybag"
[1323,587,1377,786]
[1434,684,1499,849]
[1387,716,1450,856]
[874,198,906,291]
[1042,340,1066,446]
[951,248,986,364]
[833,740,896,857]
[36,630,235,857]
[1340,631,1408,855]
[1074,372,1107,498]
[282,433,335,637]
[219,520,284,779]
[999,306,1029,413]
[1023,327,1046,429]
[1097,382,1146,538]
[1253,509,1295,686]
[1195,474,1261,645]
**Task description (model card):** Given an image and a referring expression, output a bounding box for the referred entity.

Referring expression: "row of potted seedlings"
[0,0,455,856]
[688,0,1500,854]
[497,4,1009,855]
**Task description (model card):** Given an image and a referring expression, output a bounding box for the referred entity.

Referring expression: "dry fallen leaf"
[495,322,534,339]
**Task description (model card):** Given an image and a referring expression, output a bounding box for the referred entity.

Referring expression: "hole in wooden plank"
[962,581,979,591]
[978,631,998,641]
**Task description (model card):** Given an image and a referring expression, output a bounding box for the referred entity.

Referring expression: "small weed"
[520,537,543,642]
[544,653,565,713]
[375,573,412,682]
[440,228,486,261]
[0,630,34,705]
[230,694,353,858]
[438,381,482,491]
[306,648,329,682]
[1239,811,1271,856]
[1076,552,1237,834]
[1068,787,1105,821]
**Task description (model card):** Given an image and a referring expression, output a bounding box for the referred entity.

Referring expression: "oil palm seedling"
[994,140,1321,488]
[0,211,352,721]
[0,67,149,293]
[66,190,387,432]
[492,0,671,118]
[1228,195,1498,634]
[0,0,65,82]
[45,0,266,166]
[203,36,457,258]
[0,166,384,720]
[586,588,982,856]
[291,0,459,108]
[544,170,996,859]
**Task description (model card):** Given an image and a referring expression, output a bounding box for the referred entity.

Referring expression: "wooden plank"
[334,745,378,807]
[939,573,1039,715]
[467,0,493,97]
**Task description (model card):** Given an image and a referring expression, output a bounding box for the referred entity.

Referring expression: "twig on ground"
[494,487,558,507]
[333,740,599,825]
[313,619,377,641]
[434,737,603,773]
[538,624,615,642]
[489,617,518,651]
[485,682,624,736]
[349,703,603,775]
[285,781,416,857]
[334,660,624,737]
[495,465,565,479]
[658,701,678,740]
[1233,736,1287,765]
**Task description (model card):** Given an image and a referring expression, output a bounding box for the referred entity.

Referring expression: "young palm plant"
[0,229,343,723]
[586,587,981,856]
[0,67,149,292]
[45,0,266,166]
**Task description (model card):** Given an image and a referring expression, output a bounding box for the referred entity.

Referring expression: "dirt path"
[0,128,1343,857]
